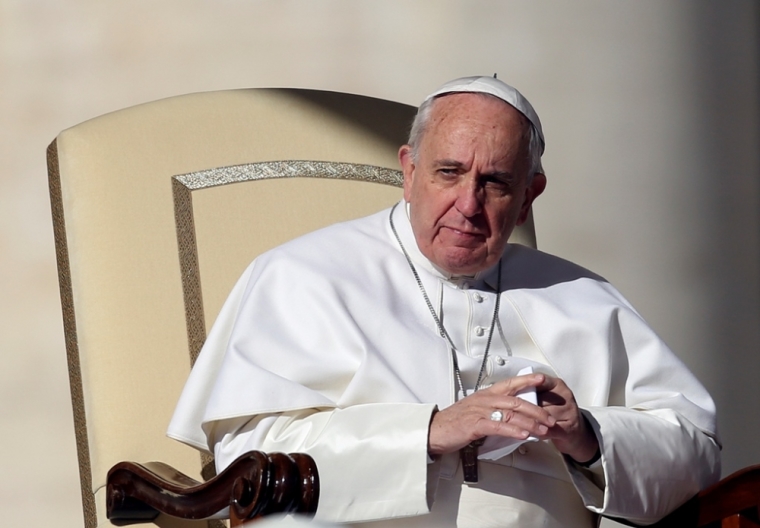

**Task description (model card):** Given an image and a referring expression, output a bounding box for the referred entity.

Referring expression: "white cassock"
[168,201,721,527]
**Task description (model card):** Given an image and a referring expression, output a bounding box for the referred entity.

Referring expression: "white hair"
[408,94,544,179]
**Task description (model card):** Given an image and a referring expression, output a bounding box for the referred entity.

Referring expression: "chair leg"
[722,513,760,528]
[229,509,244,527]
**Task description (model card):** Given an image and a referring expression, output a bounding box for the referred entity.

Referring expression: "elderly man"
[169,77,721,527]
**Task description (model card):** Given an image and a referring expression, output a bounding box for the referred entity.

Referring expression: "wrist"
[427,407,442,456]
[574,446,601,467]
[559,414,599,463]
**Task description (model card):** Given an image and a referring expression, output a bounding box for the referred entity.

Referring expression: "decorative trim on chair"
[47,139,98,528]
[174,160,404,191]
[172,178,207,367]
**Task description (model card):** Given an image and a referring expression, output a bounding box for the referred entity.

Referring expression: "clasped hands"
[428,373,599,465]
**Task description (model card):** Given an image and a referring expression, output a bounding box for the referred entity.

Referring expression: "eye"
[484,175,510,187]
[482,174,513,194]
[437,167,460,178]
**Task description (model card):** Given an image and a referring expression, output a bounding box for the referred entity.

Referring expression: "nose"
[454,177,483,218]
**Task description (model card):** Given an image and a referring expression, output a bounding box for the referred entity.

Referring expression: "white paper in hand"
[478,365,540,460]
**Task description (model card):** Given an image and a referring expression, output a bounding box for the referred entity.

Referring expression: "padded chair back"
[47,88,537,528]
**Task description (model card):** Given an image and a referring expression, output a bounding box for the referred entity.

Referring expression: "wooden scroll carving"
[107,451,319,526]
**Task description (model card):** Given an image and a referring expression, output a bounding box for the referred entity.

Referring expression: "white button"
[518,445,528,455]
[461,282,470,290]
[473,292,483,303]
[494,356,505,366]
[474,326,485,337]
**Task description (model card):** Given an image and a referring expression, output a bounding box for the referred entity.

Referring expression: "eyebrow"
[433,158,465,168]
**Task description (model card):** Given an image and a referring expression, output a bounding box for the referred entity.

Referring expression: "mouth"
[440,226,487,244]
[443,225,484,236]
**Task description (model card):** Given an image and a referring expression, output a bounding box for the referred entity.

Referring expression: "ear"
[398,144,415,202]
[516,173,547,226]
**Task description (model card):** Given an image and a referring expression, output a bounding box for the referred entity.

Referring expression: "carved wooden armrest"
[608,464,760,528]
[107,451,319,526]
[691,464,760,527]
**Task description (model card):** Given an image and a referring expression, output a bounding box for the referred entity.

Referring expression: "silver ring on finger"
[490,410,504,422]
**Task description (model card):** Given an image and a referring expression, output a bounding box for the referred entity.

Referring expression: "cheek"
[430,199,462,228]
[413,203,438,238]
[487,199,520,234]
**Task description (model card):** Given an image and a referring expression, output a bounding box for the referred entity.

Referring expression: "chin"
[438,253,490,276]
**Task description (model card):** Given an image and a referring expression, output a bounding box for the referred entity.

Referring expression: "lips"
[442,225,485,236]
[439,226,487,246]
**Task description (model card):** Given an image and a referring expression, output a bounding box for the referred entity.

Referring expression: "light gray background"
[1,1,757,526]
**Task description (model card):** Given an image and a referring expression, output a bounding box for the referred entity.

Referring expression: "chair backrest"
[48,88,537,528]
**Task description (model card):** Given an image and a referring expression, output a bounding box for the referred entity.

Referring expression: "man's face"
[399,93,546,276]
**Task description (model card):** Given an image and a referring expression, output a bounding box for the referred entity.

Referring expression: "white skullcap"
[425,76,545,154]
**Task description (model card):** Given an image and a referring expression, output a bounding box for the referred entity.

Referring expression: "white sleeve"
[207,403,439,524]
[566,407,721,525]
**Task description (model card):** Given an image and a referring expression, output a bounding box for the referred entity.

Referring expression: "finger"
[479,394,556,428]
[535,374,561,392]
[495,410,551,437]
[478,407,551,439]
[536,376,574,406]
[486,373,546,395]
[538,391,569,408]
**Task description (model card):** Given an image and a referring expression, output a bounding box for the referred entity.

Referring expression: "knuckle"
[505,397,520,409]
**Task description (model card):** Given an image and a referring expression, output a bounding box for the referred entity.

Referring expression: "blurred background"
[1,1,758,526]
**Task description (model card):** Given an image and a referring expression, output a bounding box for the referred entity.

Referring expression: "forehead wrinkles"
[425,95,529,169]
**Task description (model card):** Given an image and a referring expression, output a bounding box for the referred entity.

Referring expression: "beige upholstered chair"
[47,86,541,527]
[48,87,760,528]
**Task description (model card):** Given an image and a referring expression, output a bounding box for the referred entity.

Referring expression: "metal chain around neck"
[389,203,502,398]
